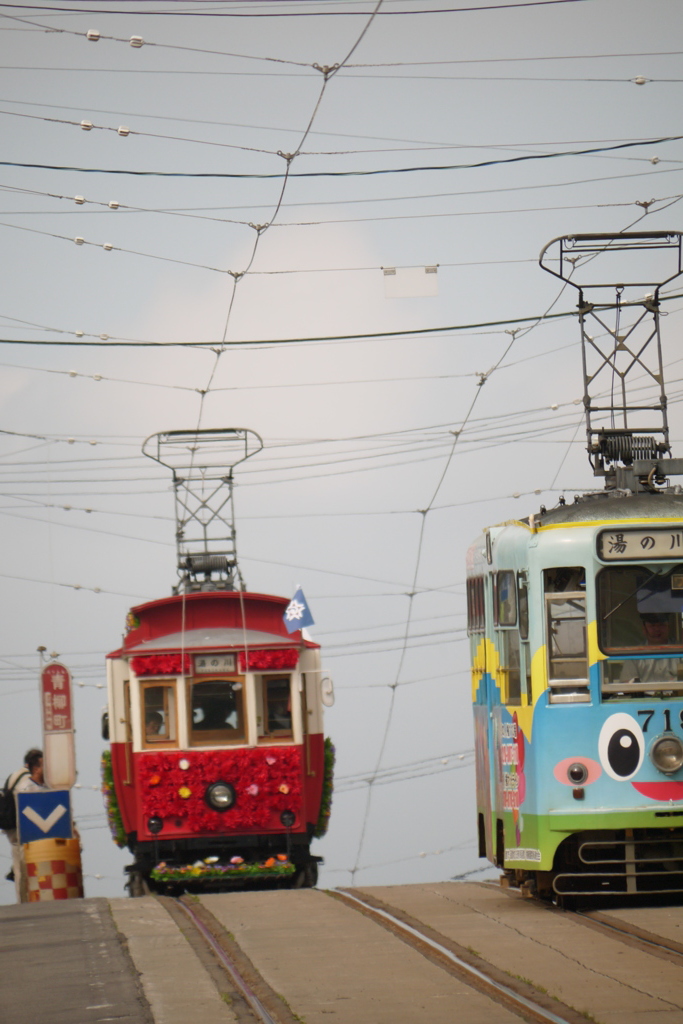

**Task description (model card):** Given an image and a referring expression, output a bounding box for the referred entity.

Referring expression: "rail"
[336,888,583,1024]
[175,898,280,1024]
[572,907,683,966]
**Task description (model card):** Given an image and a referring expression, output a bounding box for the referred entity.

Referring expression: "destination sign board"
[194,653,236,674]
[598,528,683,561]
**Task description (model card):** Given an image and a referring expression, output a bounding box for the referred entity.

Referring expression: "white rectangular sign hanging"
[383,266,438,298]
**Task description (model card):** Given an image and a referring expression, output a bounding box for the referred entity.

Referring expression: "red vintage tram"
[102,430,333,894]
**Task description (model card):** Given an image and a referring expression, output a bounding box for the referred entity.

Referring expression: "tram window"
[256,676,293,740]
[546,593,589,702]
[601,656,683,698]
[499,630,521,705]
[188,677,245,744]
[597,566,683,652]
[123,680,132,744]
[518,576,529,640]
[522,641,532,702]
[545,566,586,593]
[141,683,177,747]
[497,571,517,626]
[467,577,485,633]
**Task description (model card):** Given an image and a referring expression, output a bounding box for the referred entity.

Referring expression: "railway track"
[572,906,683,966]
[153,886,583,1024]
[494,880,683,966]
[155,892,306,1024]
[174,898,282,1024]
[334,889,589,1024]
[137,885,683,1024]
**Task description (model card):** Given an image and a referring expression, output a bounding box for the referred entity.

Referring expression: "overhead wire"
[1,92,680,156]
[2,2,682,886]
[2,134,681,178]
[4,292,683,347]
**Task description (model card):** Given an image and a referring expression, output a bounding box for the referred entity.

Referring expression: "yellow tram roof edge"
[536,516,683,532]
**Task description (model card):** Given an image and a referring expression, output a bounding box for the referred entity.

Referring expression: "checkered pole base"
[24,839,84,902]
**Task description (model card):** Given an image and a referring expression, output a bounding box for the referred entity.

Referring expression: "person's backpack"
[0,771,28,831]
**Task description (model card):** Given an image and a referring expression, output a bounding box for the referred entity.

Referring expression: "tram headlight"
[650,735,683,775]
[567,762,588,785]
[205,781,236,811]
[147,816,163,834]
[280,809,296,827]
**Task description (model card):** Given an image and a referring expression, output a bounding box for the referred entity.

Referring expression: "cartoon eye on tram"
[101,430,334,894]
[469,233,683,900]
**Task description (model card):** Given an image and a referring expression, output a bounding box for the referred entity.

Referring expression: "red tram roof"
[107,590,319,659]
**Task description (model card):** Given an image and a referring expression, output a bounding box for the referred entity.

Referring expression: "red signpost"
[40,662,76,789]
[41,663,73,733]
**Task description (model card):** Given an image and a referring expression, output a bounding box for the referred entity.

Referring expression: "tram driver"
[619,612,680,687]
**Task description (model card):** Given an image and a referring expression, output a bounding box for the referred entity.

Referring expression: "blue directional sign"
[17,790,73,843]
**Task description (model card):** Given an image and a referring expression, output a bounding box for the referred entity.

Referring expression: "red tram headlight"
[280,810,296,827]
[147,816,163,834]
[205,781,236,811]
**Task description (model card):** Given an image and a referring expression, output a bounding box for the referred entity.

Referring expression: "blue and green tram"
[467,490,683,899]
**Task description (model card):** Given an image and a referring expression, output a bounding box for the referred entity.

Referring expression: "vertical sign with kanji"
[42,663,73,732]
[41,662,76,788]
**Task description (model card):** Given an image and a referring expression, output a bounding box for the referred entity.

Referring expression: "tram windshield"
[598,566,683,696]
[188,677,245,744]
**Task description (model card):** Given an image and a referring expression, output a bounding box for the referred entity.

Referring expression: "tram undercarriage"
[124,831,322,896]
[504,827,683,901]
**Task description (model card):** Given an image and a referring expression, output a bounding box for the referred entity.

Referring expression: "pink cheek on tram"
[553,757,602,786]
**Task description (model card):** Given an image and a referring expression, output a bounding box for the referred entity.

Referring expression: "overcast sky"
[1,0,682,903]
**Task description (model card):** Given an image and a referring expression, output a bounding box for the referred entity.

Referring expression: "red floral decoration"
[238,649,299,672]
[138,747,302,833]
[131,654,192,677]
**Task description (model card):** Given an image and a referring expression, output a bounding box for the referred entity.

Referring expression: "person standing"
[3,748,48,902]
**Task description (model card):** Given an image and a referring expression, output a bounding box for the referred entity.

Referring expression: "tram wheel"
[163,883,184,897]
[127,872,145,898]
[292,862,318,889]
